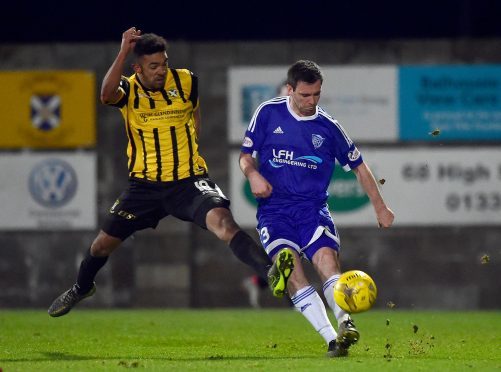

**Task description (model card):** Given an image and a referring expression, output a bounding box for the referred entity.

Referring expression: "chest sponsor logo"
[269,149,322,169]
[137,109,186,122]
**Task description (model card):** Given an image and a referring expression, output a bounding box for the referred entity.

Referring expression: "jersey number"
[194,180,227,199]
[259,227,270,244]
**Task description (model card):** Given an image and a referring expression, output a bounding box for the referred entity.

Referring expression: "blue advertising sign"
[399,65,501,140]
[241,84,277,123]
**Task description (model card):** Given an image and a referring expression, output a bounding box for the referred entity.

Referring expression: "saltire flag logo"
[30,95,61,131]
[167,89,179,97]
[312,134,325,149]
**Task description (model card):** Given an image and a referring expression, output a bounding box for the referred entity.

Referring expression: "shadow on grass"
[1,352,95,362]
[1,351,311,363]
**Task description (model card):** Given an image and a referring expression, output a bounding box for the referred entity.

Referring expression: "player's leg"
[311,245,350,324]
[306,236,359,357]
[206,207,273,280]
[47,231,121,317]
[253,214,299,297]
[312,246,359,356]
[285,253,338,346]
[266,246,294,297]
[302,208,359,357]
[241,274,270,308]
[77,231,122,293]
[48,180,164,317]
[256,215,337,347]
[170,177,273,281]
[242,275,261,308]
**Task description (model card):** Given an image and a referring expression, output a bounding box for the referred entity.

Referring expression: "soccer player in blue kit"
[239,60,394,357]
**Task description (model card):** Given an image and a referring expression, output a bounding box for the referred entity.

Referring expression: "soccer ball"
[334,270,377,313]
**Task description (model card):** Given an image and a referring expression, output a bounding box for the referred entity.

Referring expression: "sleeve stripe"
[170,69,187,103]
[248,96,287,133]
[318,108,353,146]
[188,73,199,108]
[109,76,130,108]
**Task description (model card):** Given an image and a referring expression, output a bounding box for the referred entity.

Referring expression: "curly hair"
[133,33,167,57]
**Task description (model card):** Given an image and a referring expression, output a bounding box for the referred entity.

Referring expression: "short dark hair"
[286,60,323,90]
[133,33,167,57]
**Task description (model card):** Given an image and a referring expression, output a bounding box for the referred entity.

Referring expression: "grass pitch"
[0,309,499,371]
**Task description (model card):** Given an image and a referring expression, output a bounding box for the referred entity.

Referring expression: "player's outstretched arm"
[353,162,394,228]
[239,152,273,198]
[100,27,141,104]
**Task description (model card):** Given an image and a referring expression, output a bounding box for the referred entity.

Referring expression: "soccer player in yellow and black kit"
[48,27,294,317]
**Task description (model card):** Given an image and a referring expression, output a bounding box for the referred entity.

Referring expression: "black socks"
[75,232,269,295]
[75,249,108,294]
[229,230,272,280]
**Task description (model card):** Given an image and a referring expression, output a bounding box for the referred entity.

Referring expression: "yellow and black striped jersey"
[107,68,208,182]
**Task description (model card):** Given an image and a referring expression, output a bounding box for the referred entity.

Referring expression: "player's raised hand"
[120,27,142,54]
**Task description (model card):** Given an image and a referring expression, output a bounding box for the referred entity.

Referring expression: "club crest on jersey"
[167,89,179,97]
[30,94,61,131]
[312,134,325,149]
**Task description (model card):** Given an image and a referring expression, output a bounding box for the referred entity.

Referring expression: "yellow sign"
[0,71,96,148]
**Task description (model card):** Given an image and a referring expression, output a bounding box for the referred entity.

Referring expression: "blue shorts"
[256,204,340,261]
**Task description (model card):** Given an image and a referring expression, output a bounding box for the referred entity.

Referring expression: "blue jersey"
[241,96,363,211]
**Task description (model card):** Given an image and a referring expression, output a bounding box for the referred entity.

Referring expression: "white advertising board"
[229,148,501,227]
[0,152,97,230]
[228,66,397,144]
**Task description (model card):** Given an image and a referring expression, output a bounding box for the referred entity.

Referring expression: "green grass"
[0,309,500,371]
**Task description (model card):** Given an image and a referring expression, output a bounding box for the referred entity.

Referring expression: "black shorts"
[102,176,230,240]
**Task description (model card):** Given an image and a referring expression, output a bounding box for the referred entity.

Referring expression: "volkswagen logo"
[28,159,78,208]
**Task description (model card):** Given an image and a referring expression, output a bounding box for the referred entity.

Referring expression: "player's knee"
[313,246,338,262]
[207,208,239,241]
[90,231,121,256]
[312,247,341,274]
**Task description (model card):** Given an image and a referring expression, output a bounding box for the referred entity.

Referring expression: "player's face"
[289,80,322,117]
[135,52,168,91]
